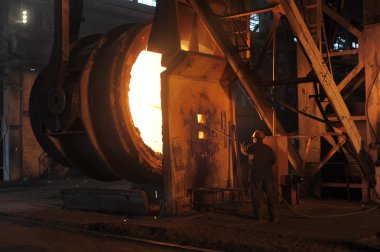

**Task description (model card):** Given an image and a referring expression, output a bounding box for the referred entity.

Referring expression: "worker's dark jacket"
[246,142,276,181]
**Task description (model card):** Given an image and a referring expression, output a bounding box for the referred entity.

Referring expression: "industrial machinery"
[30,0,377,215]
[30,23,163,183]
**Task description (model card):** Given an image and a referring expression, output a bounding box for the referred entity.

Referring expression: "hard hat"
[252,129,265,139]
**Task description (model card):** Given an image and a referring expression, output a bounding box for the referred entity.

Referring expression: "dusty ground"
[0,178,379,251]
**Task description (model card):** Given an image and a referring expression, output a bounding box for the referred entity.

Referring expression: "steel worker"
[241,130,278,223]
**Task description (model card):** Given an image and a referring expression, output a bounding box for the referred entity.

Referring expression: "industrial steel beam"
[39,0,70,132]
[51,0,69,72]
[342,72,365,100]
[313,136,347,176]
[322,49,358,58]
[322,3,361,38]
[189,0,303,172]
[337,63,364,92]
[147,0,180,58]
[278,0,375,186]
[219,5,278,20]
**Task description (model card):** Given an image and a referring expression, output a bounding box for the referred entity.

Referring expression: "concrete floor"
[0,177,379,251]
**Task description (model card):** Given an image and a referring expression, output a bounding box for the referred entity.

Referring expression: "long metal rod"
[202,123,248,146]
[189,0,302,171]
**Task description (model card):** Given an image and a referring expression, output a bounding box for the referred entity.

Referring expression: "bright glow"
[180,40,214,54]
[333,42,338,50]
[250,14,260,32]
[198,131,206,139]
[21,10,28,24]
[129,51,165,154]
[138,0,156,7]
[197,114,206,124]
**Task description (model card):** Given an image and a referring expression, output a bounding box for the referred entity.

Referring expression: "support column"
[295,0,325,196]
[363,0,380,198]
[297,46,324,164]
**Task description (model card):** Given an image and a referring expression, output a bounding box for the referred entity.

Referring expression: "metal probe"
[199,122,253,147]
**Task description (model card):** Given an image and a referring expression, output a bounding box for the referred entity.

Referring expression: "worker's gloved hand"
[240,142,248,155]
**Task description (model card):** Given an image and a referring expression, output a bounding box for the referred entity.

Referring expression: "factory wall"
[2,69,43,181]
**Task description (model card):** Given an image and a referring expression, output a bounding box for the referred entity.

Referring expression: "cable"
[274,183,378,219]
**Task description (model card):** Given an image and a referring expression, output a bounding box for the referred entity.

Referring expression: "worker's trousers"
[250,180,277,221]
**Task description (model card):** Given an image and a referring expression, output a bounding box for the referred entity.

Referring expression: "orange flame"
[129,50,166,154]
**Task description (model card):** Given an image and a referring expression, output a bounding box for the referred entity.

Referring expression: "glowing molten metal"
[129,50,166,154]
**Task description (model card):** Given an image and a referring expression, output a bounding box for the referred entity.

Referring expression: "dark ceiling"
[0,0,155,70]
[0,0,365,71]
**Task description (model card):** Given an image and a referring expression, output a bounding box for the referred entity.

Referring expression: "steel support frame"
[219,5,278,20]
[278,0,374,184]
[189,0,302,171]
[322,3,361,38]
[51,0,69,76]
[40,0,70,132]
[318,3,363,106]
[313,136,347,176]
[337,63,364,92]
